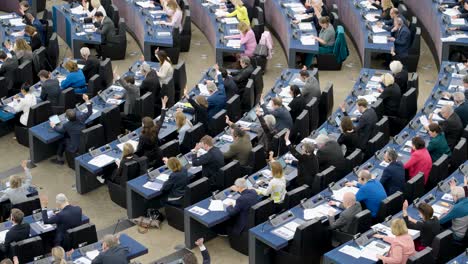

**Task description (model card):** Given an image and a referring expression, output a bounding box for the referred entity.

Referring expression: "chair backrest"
[173,61,187,102]
[318,83,333,124]
[0,77,7,98]
[399,87,417,120]
[404,172,425,202]
[331,11,339,28]
[291,110,309,144]
[16,60,33,88]
[99,58,113,88]
[110,4,120,28]
[285,185,310,208]
[209,109,227,136]
[408,72,418,98]
[346,148,363,172]
[135,92,154,119]
[431,230,453,263]
[99,105,121,143]
[87,74,102,97]
[32,46,47,75]
[162,77,175,108]
[120,160,141,185]
[247,198,274,228]
[398,3,408,19]
[375,116,389,141]
[366,132,387,159]
[226,94,241,122]
[254,6,265,24]
[306,97,319,131]
[65,223,98,251]
[27,101,52,127]
[251,18,264,43]
[12,196,40,216]
[161,139,180,158]
[47,33,59,68]
[427,154,450,190]
[181,122,205,154]
[59,87,76,110]
[272,128,288,157]
[371,98,384,120]
[183,177,211,207]
[451,137,467,171]
[249,144,266,172]
[10,236,44,263]
[181,10,191,34]
[347,209,372,235]
[291,219,324,255]
[220,160,241,189]
[377,191,404,222]
[311,166,336,195]
[242,79,255,111]
[251,66,263,105]
[79,124,106,154]
[407,246,433,264]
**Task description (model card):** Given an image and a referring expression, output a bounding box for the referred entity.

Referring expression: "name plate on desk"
[31,221,54,233]
[270,210,295,227]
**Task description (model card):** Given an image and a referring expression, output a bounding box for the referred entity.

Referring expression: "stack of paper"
[432,203,450,218]
[272,226,295,240]
[74,257,92,264]
[339,245,362,258]
[291,7,306,13]
[443,8,460,16]
[332,186,359,201]
[8,18,25,27]
[260,169,272,178]
[198,83,210,96]
[451,18,466,25]
[372,35,388,44]
[220,134,234,142]
[419,115,429,127]
[0,230,8,244]
[37,221,54,230]
[136,1,155,8]
[88,154,115,167]
[143,181,163,191]
[70,6,87,15]
[226,39,241,48]
[372,25,386,33]
[156,173,170,182]
[0,14,15,20]
[300,35,316,45]
[237,120,252,128]
[117,140,138,152]
[224,17,239,24]
[299,23,313,31]
[215,10,229,17]
[279,86,293,98]
[441,193,454,202]
[364,14,378,22]
[189,206,209,216]
[208,200,224,211]
[360,241,390,261]
[437,99,454,106]
[157,32,171,37]
[85,250,100,260]
[303,203,337,220]
[106,98,122,105]
[358,94,378,103]
[223,198,236,207]
[295,14,310,21]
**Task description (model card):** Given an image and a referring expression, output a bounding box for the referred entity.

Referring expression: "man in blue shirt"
[440,186,468,241]
[380,149,405,195]
[346,170,387,217]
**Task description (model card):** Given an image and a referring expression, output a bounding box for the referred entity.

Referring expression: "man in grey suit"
[327,192,362,233]
[299,66,320,103]
[38,70,60,107]
[94,11,117,57]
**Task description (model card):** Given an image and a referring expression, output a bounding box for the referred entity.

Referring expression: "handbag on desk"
[131,208,165,234]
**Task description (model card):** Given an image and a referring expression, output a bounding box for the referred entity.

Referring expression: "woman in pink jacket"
[373,219,416,264]
[225,21,257,58]
[403,136,432,185]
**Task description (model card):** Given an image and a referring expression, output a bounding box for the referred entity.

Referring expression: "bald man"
[347,170,387,217]
[328,192,362,233]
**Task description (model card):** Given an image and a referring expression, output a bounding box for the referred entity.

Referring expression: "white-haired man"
[315,134,347,176]
[440,186,468,241]
[79,47,100,82]
[225,178,258,236]
[389,60,408,94]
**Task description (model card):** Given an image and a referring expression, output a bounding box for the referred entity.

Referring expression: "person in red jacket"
[404,136,432,185]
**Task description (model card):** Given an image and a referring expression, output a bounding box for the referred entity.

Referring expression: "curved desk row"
[0,0,45,15]
[404,0,468,67]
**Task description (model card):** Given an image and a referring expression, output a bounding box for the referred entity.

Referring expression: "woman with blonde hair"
[60,60,87,94]
[175,110,193,144]
[101,142,139,184]
[24,25,42,51]
[6,38,33,63]
[161,157,188,207]
[0,160,32,204]
[372,0,393,20]
[82,0,107,17]
[257,161,286,204]
[51,246,67,264]
[183,86,209,133]
[161,0,183,31]
[225,21,257,57]
[373,218,415,263]
[221,0,250,25]
[378,72,401,116]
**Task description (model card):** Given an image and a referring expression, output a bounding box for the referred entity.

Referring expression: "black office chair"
[318,83,333,124]
[10,237,45,263]
[376,191,404,222]
[180,123,205,154]
[15,101,52,147]
[251,66,263,105]
[365,132,387,160]
[161,139,180,158]
[52,87,76,115]
[450,138,467,173]
[331,209,372,244]
[108,157,148,208]
[407,72,419,99]
[403,172,425,202]
[407,246,433,264]
[241,79,255,112]
[427,154,450,191]
[290,110,309,144]
[161,28,180,64]
[208,109,227,136]
[375,116,389,141]
[101,18,127,60]
[180,10,191,52]
[272,128,288,157]
[370,98,384,120]
[161,78,176,108]
[109,5,120,28]
[134,92,155,119]
[173,61,187,102]
[310,166,336,195]
[306,97,319,131]
[99,105,121,143]
[64,223,98,251]
[345,148,363,172]
[32,47,48,82]
[165,177,211,231]
[0,77,7,99]
[389,87,417,136]
[406,27,421,73]
[99,58,113,89]
[229,198,274,255]
[78,124,106,155]
[218,160,241,190]
[285,185,310,209]
[14,60,33,90]
[397,3,408,20]
[46,33,59,68]
[226,94,241,122]
[12,196,41,217]
[86,74,102,97]
[431,230,455,263]
[251,18,264,44]
[249,144,266,173]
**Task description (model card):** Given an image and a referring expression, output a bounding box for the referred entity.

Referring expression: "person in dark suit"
[79,47,101,82]
[225,178,259,235]
[40,194,83,246]
[206,73,226,119]
[243,108,277,155]
[382,8,408,31]
[24,25,42,51]
[428,105,463,150]
[50,94,93,165]
[0,209,30,258]
[453,92,468,127]
[94,11,117,57]
[299,67,321,103]
[92,234,129,264]
[0,51,18,92]
[288,85,306,122]
[160,157,189,207]
[327,192,362,234]
[389,60,408,94]
[315,134,348,176]
[260,97,293,132]
[341,98,378,148]
[219,67,238,99]
[380,149,405,196]
[337,116,360,156]
[388,17,411,61]
[230,56,254,93]
[135,97,168,168]
[183,87,209,133]
[38,70,60,107]
[139,63,159,96]
[284,130,319,187]
[100,142,139,184]
[378,73,401,117]
[192,135,225,190]
[222,121,252,166]
[402,201,440,251]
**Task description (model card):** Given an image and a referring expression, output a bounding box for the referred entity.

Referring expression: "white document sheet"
[332,186,359,201]
[208,200,225,211]
[0,230,8,243]
[143,181,163,191]
[372,25,386,33]
[156,173,170,182]
[419,115,429,127]
[339,245,361,258]
[226,39,241,48]
[85,250,100,260]
[224,17,239,24]
[189,206,209,216]
[300,35,316,45]
[88,154,115,167]
[117,140,138,152]
[298,23,313,31]
[74,257,92,264]
[372,35,388,44]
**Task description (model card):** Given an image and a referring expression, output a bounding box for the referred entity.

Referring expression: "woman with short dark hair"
[337,116,360,156]
[402,200,440,251]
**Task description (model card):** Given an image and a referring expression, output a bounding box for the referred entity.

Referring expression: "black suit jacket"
[224,76,238,99]
[82,56,100,82]
[135,109,165,166]
[53,103,93,153]
[42,205,83,246]
[337,130,360,157]
[192,147,225,189]
[352,108,378,147]
[1,223,30,257]
[288,96,306,122]
[392,25,411,57]
[393,70,408,95]
[288,144,319,186]
[161,168,188,199]
[30,34,42,51]
[440,113,463,150]
[316,140,347,176]
[91,245,129,264]
[0,57,19,91]
[98,16,117,45]
[379,83,401,117]
[185,96,209,133]
[455,101,468,127]
[40,79,61,106]
[140,70,158,96]
[231,65,254,92]
[226,189,259,235]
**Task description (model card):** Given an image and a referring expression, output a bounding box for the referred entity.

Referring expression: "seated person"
[440,186,468,241]
[24,13,46,45]
[0,160,32,204]
[372,0,393,21]
[92,234,129,264]
[249,110,277,155]
[373,219,416,263]
[453,92,468,127]
[160,157,188,207]
[12,84,37,127]
[404,136,432,185]
[346,170,387,218]
[0,209,30,258]
[378,73,401,117]
[380,149,405,196]
[51,247,67,264]
[284,130,319,187]
[429,104,463,151]
[315,134,348,175]
[192,136,225,190]
[38,70,61,107]
[312,16,336,54]
[83,0,107,17]
[94,12,117,57]
[0,51,18,91]
[160,0,183,32]
[139,62,158,95]
[206,74,226,119]
[389,60,408,94]
[79,47,101,82]
[337,116,360,156]
[256,161,286,204]
[223,119,252,166]
[327,192,362,234]
[260,97,293,131]
[6,39,32,64]
[388,17,411,62]
[225,178,259,235]
[114,74,140,117]
[450,1,468,19]
[221,0,250,25]
[175,110,193,144]
[99,143,139,184]
[341,98,378,148]
[295,0,330,32]
[219,68,238,99]
[183,87,209,133]
[427,123,451,162]
[402,201,441,251]
[288,85,306,122]
[231,56,254,92]
[40,194,83,246]
[380,8,407,31]
[50,94,93,165]
[61,60,87,94]
[299,67,321,102]
[24,25,42,51]
[224,22,257,58]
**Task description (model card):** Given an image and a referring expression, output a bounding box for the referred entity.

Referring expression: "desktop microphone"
[261,214,277,232]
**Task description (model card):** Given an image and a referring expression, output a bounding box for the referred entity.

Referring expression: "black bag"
[254,44,268,57]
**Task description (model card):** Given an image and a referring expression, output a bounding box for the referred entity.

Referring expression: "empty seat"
[160,139,180,158]
[431,230,455,263]
[10,237,45,263]
[134,92,154,119]
[99,58,113,88]
[12,196,41,217]
[290,110,309,144]
[217,160,241,190]
[251,66,263,105]
[180,123,205,154]
[180,10,191,52]
[15,60,33,90]
[345,148,363,173]
[46,33,59,68]
[64,223,98,251]
[407,246,433,264]
[271,128,288,157]
[377,191,404,222]
[285,185,310,209]
[226,94,241,122]
[78,124,106,155]
[306,97,319,131]
[365,132,388,160]
[87,74,102,97]
[427,154,450,191]
[249,144,266,173]
[173,61,187,102]
[450,138,467,173]
[310,166,336,195]
[241,79,255,112]
[101,18,127,60]
[403,172,425,202]
[318,83,333,124]
[99,105,121,143]
[208,109,227,136]
[52,87,76,114]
